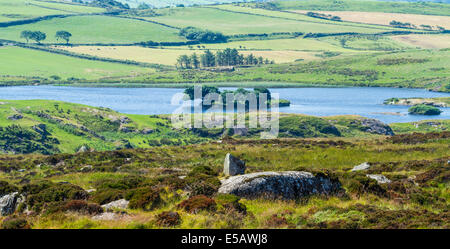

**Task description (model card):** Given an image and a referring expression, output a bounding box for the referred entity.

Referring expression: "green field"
[0,15,184,44]
[148,6,393,35]
[0,0,106,22]
[272,0,450,16]
[0,46,153,80]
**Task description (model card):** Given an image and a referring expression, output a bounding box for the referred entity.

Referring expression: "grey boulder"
[367,174,391,184]
[0,192,19,216]
[218,171,342,199]
[351,162,371,171]
[101,199,129,210]
[223,153,246,176]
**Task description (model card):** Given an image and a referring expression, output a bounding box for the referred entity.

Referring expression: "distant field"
[0,46,153,79]
[148,7,394,35]
[391,34,450,49]
[274,0,450,16]
[317,35,413,51]
[0,0,105,22]
[0,15,184,44]
[212,5,400,31]
[57,45,322,65]
[174,37,355,52]
[292,10,450,30]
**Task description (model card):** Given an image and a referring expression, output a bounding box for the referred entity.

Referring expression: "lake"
[0,85,448,123]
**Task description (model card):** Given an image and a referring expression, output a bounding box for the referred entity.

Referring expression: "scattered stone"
[351,162,371,171]
[367,174,391,184]
[360,118,395,135]
[119,126,134,133]
[233,127,248,136]
[101,199,129,211]
[77,146,88,153]
[7,114,23,120]
[119,116,130,124]
[92,212,128,221]
[79,165,93,173]
[0,192,19,216]
[86,189,96,193]
[140,128,154,134]
[218,171,342,199]
[223,153,246,176]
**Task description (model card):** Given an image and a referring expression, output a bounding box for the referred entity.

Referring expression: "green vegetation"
[0,129,448,228]
[272,0,450,16]
[0,46,154,81]
[384,97,450,107]
[408,104,443,115]
[0,15,184,44]
[176,48,274,69]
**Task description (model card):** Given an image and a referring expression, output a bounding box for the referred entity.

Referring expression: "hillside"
[0,99,422,154]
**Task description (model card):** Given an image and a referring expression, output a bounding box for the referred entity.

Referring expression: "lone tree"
[20,30,33,43]
[30,31,46,44]
[55,31,72,44]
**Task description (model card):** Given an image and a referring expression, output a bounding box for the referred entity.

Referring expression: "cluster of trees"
[306,12,341,22]
[176,48,275,69]
[179,27,227,43]
[20,30,72,44]
[389,20,416,29]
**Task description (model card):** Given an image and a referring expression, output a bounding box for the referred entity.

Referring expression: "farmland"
[0,46,154,80]
[0,15,184,44]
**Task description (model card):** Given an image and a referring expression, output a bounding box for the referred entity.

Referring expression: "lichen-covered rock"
[218,171,342,199]
[223,153,246,176]
[101,199,129,210]
[351,162,371,171]
[0,192,19,216]
[360,118,394,135]
[367,174,391,184]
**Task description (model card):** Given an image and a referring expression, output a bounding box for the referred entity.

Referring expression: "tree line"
[20,30,72,44]
[176,48,275,69]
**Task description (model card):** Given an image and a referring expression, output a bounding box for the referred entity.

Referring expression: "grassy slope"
[0,131,448,228]
[0,99,425,154]
[0,46,154,80]
[0,15,184,44]
[274,0,450,16]
[147,6,391,35]
[0,0,105,22]
[112,49,450,92]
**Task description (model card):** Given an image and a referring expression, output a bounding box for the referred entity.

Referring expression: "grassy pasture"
[292,10,450,30]
[0,15,184,44]
[148,6,392,35]
[0,0,105,22]
[274,0,450,16]
[391,34,450,49]
[0,46,153,79]
[211,5,401,31]
[57,45,323,65]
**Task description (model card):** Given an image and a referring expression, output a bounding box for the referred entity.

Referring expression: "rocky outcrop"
[0,192,19,216]
[7,114,23,120]
[101,199,129,210]
[360,118,394,135]
[367,174,391,184]
[218,171,342,199]
[351,162,371,171]
[223,153,246,176]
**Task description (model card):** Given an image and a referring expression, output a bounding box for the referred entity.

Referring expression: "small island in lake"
[384,97,449,107]
[408,104,443,115]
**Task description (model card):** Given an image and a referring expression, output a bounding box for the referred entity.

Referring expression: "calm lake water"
[0,86,449,123]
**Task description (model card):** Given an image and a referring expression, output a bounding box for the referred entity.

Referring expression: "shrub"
[177,195,216,213]
[0,181,18,195]
[1,217,30,229]
[156,211,181,227]
[90,189,124,205]
[343,173,386,197]
[408,104,442,115]
[23,182,88,212]
[126,187,161,210]
[215,194,246,214]
[63,200,103,215]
